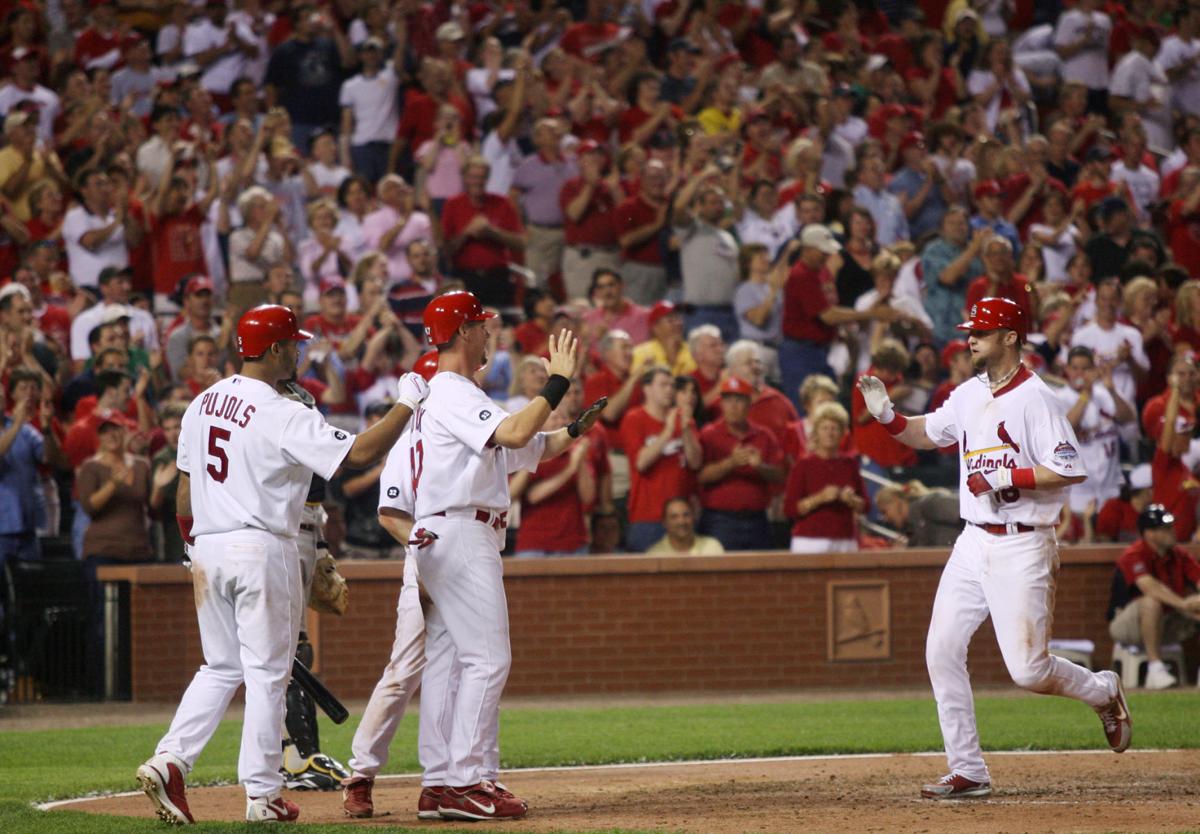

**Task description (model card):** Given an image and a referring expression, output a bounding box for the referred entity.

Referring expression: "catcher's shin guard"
[285,632,320,757]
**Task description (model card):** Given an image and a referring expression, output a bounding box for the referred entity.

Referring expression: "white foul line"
[34,749,1184,812]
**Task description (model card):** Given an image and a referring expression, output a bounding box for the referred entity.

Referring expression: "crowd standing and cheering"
[2,0,1200,657]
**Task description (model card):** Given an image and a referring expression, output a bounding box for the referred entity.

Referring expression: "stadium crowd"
[0,0,1197,581]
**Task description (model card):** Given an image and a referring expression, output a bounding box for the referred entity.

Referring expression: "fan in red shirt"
[740,110,783,185]
[785,401,868,554]
[696,376,785,551]
[559,141,621,300]
[1140,353,1200,541]
[512,288,554,357]
[396,58,475,156]
[965,237,1035,332]
[1095,463,1153,543]
[780,374,852,461]
[74,0,135,71]
[724,339,798,447]
[584,330,643,447]
[302,277,365,356]
[441,156,526,308]
[617,72,681,146]
[1165,167,1200,274]
[559,0,624,62]
[612,159,670,302]
[511,389,596,557]
[851,340,918,469]
[146,153,219,303]
[1108,506,1200,689]
[620,366,701,552]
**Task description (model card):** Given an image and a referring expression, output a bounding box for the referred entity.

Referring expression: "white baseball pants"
[414,513,509,788]
[926,524,1116,783]
[348,555,427,778]
[156,528,302,798]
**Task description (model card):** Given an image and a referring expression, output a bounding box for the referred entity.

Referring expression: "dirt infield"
[51,750,1200,833]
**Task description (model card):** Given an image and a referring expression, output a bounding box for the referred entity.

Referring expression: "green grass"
[4,691,1200,833]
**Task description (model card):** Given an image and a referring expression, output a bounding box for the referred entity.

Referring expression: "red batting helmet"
[423,290,495,346]
[413,350,439,382]
[957,297,1028,339]
[236,304,313,358]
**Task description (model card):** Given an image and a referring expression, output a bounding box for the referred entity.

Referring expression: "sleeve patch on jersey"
[387,486,400,498]
[334,430,348,440]
[479,409,492,421]
[1053,441,1078,463]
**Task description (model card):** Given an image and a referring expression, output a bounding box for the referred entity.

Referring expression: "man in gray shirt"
[164,275,224,383]
[510,118,577,287]
[671,167,740,342]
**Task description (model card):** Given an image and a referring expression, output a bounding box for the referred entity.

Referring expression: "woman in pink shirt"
[416,105,472,216]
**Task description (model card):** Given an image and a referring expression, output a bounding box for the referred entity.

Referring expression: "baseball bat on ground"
[291,657,349,724]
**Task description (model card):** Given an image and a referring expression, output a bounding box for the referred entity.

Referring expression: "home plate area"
[50,750,1200,833]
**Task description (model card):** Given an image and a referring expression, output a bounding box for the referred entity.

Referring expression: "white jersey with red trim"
[411,371,546,518]
[178,374,355,537]
[924,367,1086,527]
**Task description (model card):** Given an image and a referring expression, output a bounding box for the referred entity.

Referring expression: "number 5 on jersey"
[207,427,230,483]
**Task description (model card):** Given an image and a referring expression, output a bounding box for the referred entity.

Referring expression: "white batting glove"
[857,375,896,424]
[396,372,430,412]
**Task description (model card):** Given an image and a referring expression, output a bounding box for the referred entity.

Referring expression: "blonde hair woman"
[506,354,549,412]
[1174,280,1200,351]
[299,198,357,311]
[784,401,867,554]
[1122,276,1173,389]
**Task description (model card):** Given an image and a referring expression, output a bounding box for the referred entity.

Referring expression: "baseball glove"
[309,551,349,616]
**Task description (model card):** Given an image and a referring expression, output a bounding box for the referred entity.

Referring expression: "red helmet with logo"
[423,290,495,346]
[957,296,1027,339]
[413,350,439,382]
[236,304,313,358]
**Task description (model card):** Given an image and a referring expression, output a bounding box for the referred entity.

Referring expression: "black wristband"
[540,374,570,410]
[567,419,582,438]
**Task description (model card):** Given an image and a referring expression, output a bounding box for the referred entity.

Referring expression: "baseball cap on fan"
[1138,504,1175,533]
[1127,464,1152,491]
[800,224,841,255]
[719,376,753,398]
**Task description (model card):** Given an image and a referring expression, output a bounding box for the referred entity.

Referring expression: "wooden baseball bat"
[291,656,349,724]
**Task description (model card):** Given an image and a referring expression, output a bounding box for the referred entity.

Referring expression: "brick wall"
[100,548,1124,702]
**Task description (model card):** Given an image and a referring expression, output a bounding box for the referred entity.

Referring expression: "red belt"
[432,509,508,530]
[971,521,1037,536]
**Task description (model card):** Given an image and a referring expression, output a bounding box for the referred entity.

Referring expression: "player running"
[405,291,603,821]
[136,305,428,825]
[857,297,1132,800]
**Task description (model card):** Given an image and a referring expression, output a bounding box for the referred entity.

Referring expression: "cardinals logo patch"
[997,421,1021,453]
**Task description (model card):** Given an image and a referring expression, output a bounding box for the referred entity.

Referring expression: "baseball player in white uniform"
[136,305,428,825]
[340,351,438,819]
[403,290,604,821]
[858,297,1132,799]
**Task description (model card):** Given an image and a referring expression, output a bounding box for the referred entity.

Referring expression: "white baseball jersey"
[1050,382,1121,509]
[924,367,1086,526]
[411,372,546,517]
[178,375,356,537]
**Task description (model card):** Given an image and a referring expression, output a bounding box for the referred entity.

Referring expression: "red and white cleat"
[136,754,195,825]
[920,773,992,800]
[437,779,528,820]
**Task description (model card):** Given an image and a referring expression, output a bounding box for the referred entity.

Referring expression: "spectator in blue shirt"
[852,156,909,246]
[969,179,1021,253]
[888,131,949,241]
[0,369,64,569]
